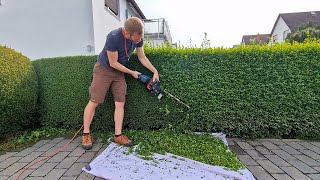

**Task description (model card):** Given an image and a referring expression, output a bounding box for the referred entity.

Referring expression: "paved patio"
[0,136,319,179]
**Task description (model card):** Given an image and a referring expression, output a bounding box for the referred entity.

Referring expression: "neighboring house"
[144,18,172,46]
[0,0,172,60]
[241,34,270,45]
[269,11,320,45]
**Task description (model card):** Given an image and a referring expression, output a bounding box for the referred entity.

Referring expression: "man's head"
[124,17,144,44]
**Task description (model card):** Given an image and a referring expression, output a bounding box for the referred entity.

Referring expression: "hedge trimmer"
[138,74,190,109]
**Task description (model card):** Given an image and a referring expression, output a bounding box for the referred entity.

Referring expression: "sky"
[135,0,320,48]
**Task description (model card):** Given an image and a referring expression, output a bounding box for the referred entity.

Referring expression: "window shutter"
[105,0,118,15]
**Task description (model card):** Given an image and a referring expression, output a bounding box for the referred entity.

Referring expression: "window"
[273,34,278,43]
[105,0,119,16]
[283,30,290,40]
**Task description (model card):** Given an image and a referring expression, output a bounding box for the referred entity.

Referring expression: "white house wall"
[0,0,95,60]
[270,17,291,44]
[92,0,137,54]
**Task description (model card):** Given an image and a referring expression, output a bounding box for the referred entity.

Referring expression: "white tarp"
[82,133,255,180]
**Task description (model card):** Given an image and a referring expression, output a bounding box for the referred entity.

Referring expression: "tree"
[286,22,320,43]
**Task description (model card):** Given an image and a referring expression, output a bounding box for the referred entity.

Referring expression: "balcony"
[143,18,172,46]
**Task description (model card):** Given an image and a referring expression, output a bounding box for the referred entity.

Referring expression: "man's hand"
[153,71,160,82]
[131,71,141,79]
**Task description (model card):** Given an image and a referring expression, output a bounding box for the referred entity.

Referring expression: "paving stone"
[294,155,320,166]
[55,156,79,169]
[307,174,320,180]
[35,143,56,152]
[47,151,70,163]
[268,139,286,146]
[226,138,235,145]
[279,145,302,155]
[0,162,28,176]
[60,177,76,180]
[76,152,95,163]
[94,177,105,180]
[63,162,87,176]
[0,152,17,162]
[73,136,83,143]
[271,149,296,160]
[246,140,262,146]
[88,143,103,152]
[62,143,79,152]
[256,145,274,155]
[68,146,86,157]
[237,155,258,165]
[265,155,291,167]
[286,142,306,150]
[236,141,254,149]
[313,166,320,172]
[18,151,43,163]
[280,166,311,180]
[0,156,22,168]
[247,165,275,180]
[48,137,65,144]
[298,142,320,153]
[44,168,67,180]
[7,168,35,180]
[282,139,302,142]
[78,171,95,180]
[24,177,45,180]
[310,142,320,148]
[229,144,247,155]
[30,163,58,177]
[257,160,284,174]
[56,139,72,146]
[261,141,281,150]
[94,144,109,158]
[271,173,294,180]
[286,159,318,173]
[245,149,266,160]
[32,140,50,148]
[299,149,320,160]
[0,176,9,179]
[13,147,37,157]
[28,156,48,169]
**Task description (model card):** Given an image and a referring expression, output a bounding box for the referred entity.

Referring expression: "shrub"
[0,46,38,141]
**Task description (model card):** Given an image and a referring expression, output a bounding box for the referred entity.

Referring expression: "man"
[82,17,159,150]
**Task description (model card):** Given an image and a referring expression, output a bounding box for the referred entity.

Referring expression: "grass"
[0,128,245,171]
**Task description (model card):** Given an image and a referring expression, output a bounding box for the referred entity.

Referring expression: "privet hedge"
[33,41,320,139]
[0,46,38,140]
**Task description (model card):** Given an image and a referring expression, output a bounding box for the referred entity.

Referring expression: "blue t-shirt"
[97,27,144,67]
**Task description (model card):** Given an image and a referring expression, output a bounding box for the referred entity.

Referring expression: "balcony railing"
[143,18,172,45]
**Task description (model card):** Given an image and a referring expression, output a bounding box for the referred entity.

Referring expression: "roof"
[242,34,270,45]
[270,11,320,36]
[128,0,146,19]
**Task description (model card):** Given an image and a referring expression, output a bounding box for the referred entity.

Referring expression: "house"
[269,11,320,45]
[241,34,270,45]
[0,0,172,60]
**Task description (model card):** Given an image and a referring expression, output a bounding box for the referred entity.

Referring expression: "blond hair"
[125,17,144,35]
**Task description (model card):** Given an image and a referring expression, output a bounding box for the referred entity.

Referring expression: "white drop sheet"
[82,133,255,180]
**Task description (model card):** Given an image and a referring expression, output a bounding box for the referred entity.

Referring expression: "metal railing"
[143,18,172,44]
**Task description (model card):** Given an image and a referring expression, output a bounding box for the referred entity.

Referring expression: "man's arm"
[136,47,159,81]
[107,50,140,78]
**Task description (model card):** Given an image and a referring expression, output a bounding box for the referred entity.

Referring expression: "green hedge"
[32,56,184,132]
[0,46,38,140]
[33,41,320,139]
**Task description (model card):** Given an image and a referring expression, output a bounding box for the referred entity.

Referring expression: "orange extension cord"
[15,125,84,180]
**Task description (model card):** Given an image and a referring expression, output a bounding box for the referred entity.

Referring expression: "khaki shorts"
[89,62,127,103]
